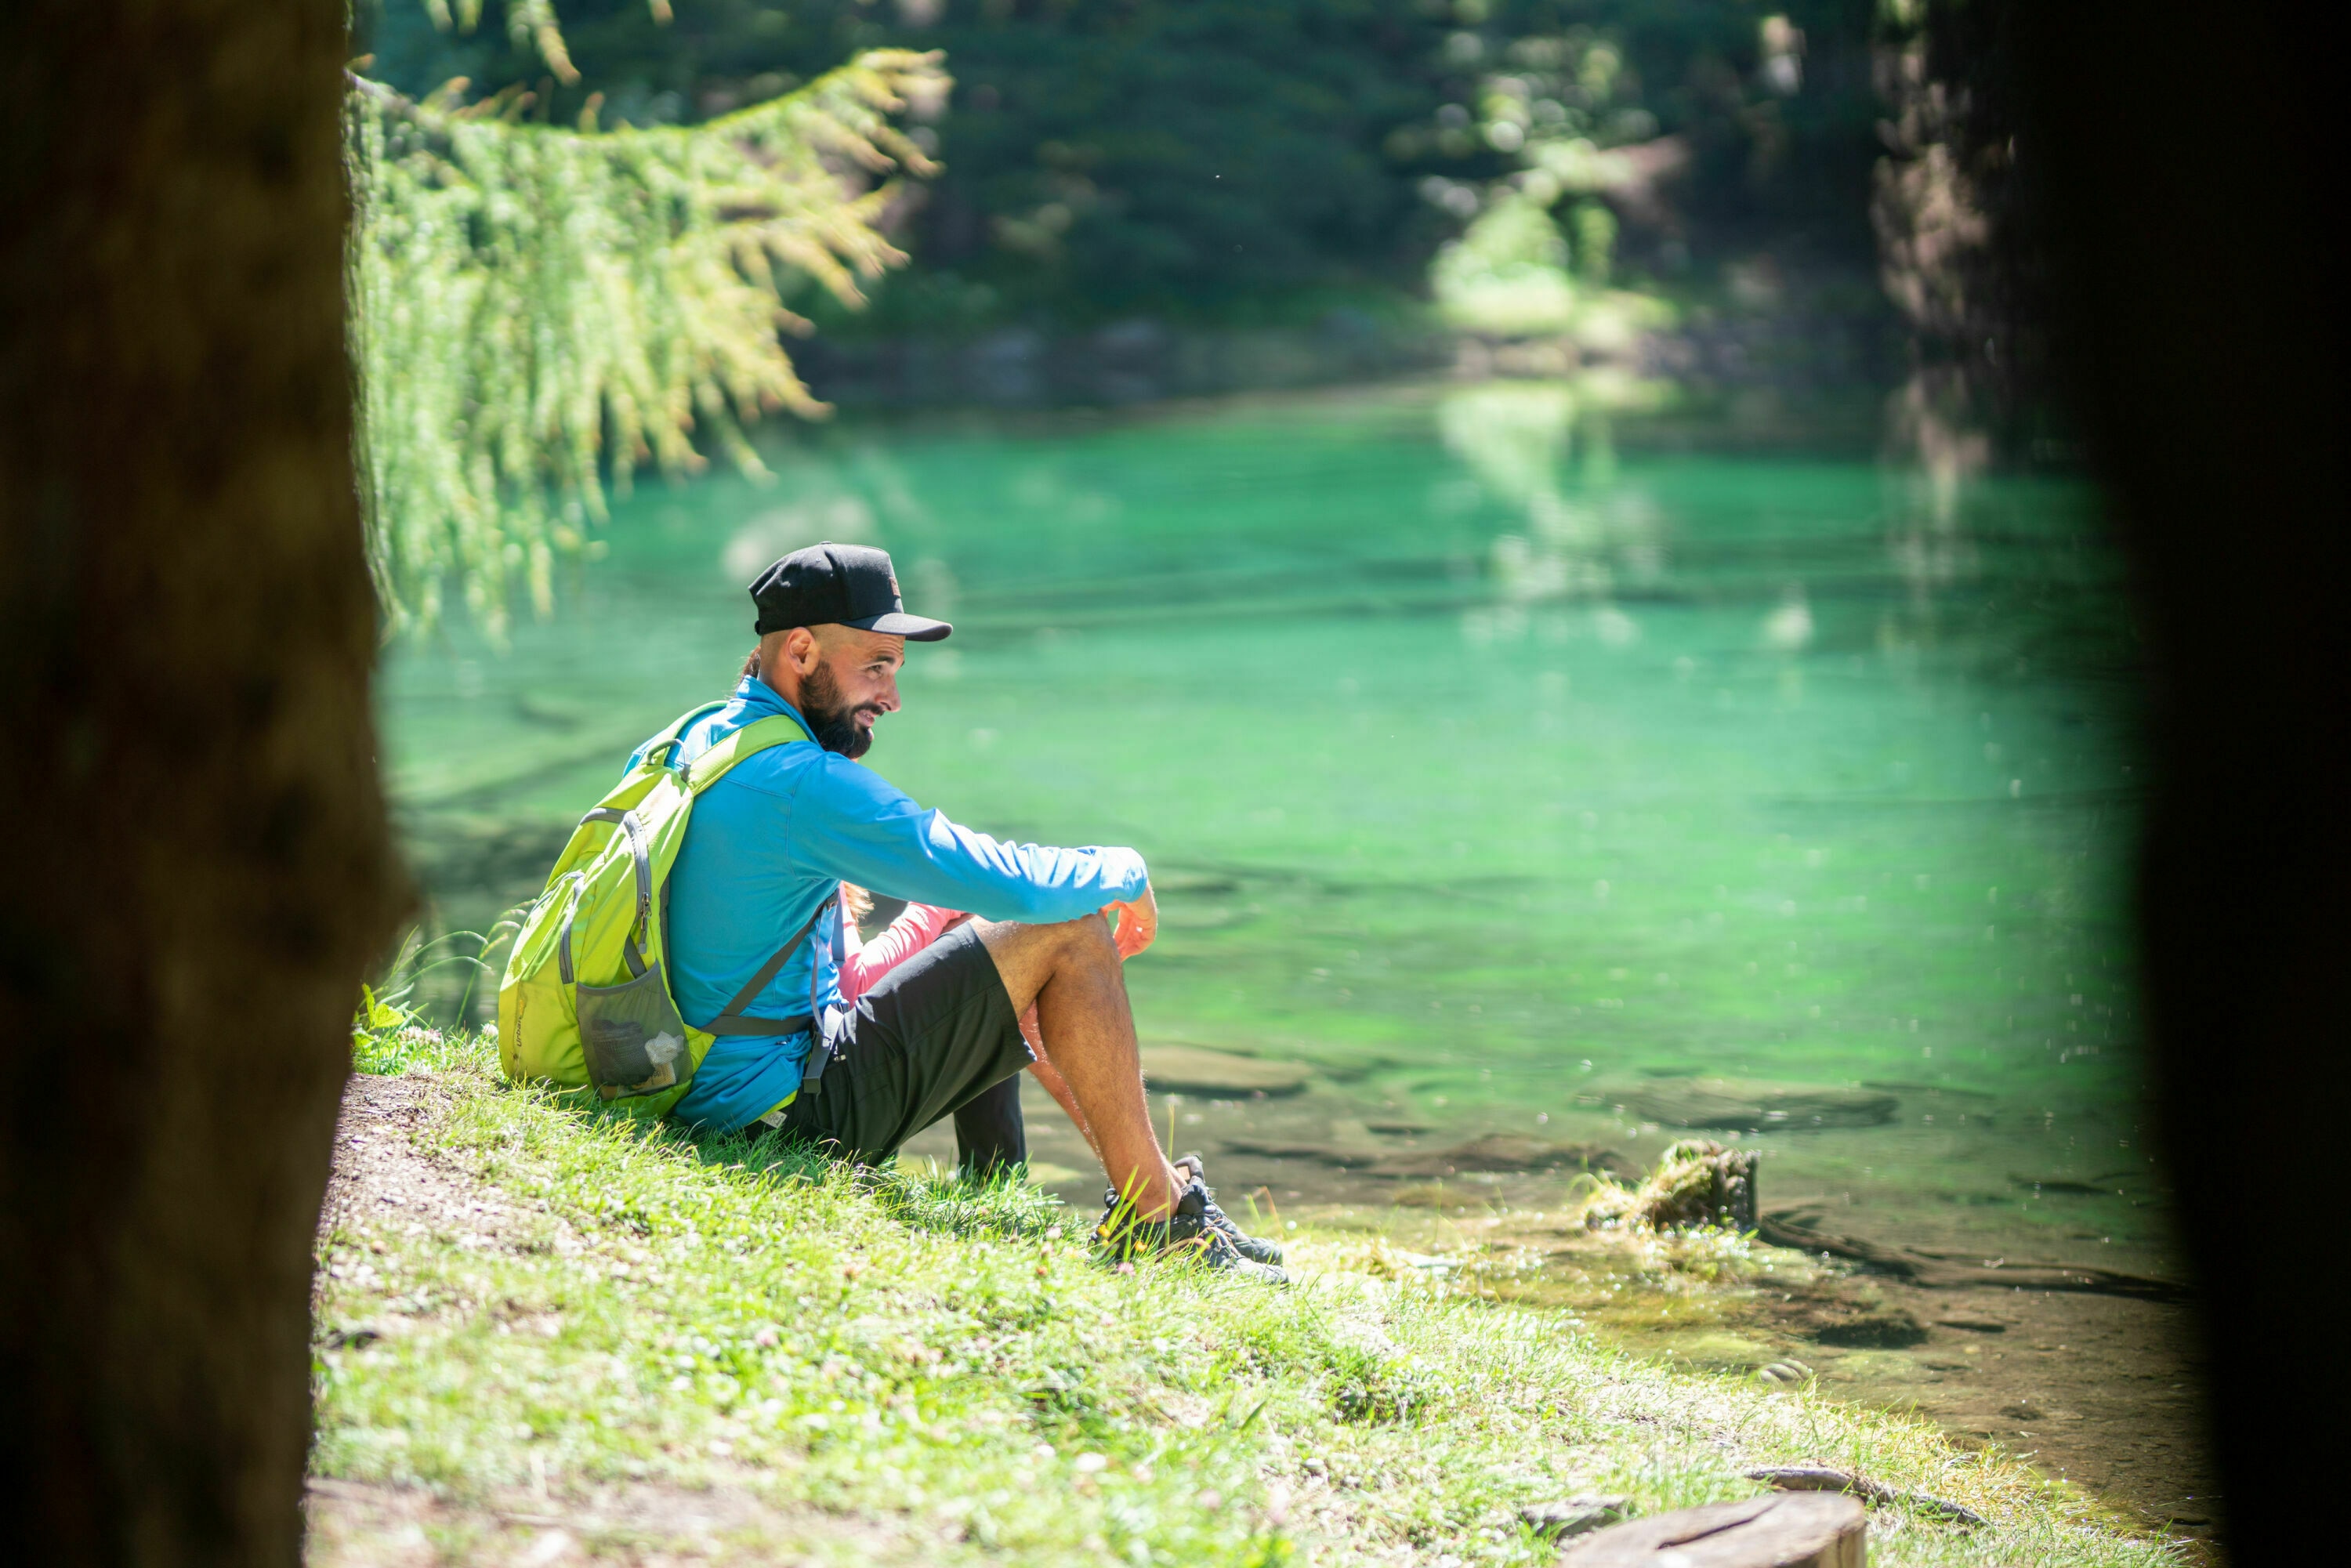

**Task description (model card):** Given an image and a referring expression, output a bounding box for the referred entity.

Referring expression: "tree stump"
[1586,1139,1760,1231]
[1559,1494,1865,1568]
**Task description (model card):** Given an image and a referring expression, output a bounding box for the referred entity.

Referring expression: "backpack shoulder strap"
[677,712,813,794]
[632,699,733,778]
[702,890,839,1037]
[659,700,829,1038]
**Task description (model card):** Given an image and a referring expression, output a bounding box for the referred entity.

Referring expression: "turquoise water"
[383,384,2158,1274]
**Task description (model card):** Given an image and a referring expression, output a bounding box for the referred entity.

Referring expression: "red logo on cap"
[888,570,900,599]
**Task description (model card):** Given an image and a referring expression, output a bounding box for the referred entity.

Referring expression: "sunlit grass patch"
[312,1034,2179,1566]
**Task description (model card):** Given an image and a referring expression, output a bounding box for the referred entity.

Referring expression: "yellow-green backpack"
[495,701,833,1118]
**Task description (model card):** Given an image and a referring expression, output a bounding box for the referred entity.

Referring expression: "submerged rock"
[1758,1206,2192,1301]
[1367,1133,1639,1180]
[1223,1130,1636,1181]
[1801,1301,1927,1349]
[1741,1270,1929,1348]
[1619,1077,1897,1132]
[1139,1045,1312,1096]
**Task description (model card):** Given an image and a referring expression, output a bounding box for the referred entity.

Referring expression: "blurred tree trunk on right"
[1878,5,2345,1555]
[2005,2,2340,1559]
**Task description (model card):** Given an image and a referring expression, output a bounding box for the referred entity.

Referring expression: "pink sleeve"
[837,902,967,1003]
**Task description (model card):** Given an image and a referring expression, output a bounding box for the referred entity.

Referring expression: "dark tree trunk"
[2014,2,2342,1559]
[0,3,404,1564]
[1867,3,2342,1552]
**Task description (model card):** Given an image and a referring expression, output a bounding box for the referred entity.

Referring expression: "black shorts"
[773,922,1034,1164]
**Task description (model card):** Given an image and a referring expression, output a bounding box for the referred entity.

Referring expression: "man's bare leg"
[978,914,1178,1218]
[1021,1013,1102,1167]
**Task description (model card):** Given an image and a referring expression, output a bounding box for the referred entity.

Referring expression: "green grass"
[313,1030,2180,1566]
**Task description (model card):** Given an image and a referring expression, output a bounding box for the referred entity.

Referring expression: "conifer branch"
[347,49,948,635]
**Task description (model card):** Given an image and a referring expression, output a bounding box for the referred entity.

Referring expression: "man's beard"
[799,661,878,759]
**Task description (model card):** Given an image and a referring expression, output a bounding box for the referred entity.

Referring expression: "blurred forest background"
[356,0,2016,418]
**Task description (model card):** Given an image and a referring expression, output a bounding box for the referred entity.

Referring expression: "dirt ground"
[304,1474,941,1568]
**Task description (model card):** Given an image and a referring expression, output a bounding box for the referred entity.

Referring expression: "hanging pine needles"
[347,47,947,635]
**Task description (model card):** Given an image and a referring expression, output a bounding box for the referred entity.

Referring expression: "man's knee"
[977,911,1118,1004]
[1054,909,1118,964]
[980,909,1112,961]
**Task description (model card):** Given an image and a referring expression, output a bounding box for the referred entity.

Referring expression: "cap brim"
[849,611,953,642]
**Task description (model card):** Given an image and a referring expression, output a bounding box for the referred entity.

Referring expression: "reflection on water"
[1440,384,1668,650]
[383,383,2190,1521]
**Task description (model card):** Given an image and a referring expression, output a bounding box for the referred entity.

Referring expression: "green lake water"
[384,383,2196,1511]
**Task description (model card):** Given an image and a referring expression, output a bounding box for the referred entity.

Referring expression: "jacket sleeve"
[785,755,1148,922]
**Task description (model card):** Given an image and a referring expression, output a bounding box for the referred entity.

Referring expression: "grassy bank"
[310,1032,2175,1566]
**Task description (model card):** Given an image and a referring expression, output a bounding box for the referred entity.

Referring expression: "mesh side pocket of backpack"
[577,962,693,1101]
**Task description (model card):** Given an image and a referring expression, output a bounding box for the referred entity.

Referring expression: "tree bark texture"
[0,3,404,1564]
[1559,1494,1866,1568]
[1870,0,2046,430]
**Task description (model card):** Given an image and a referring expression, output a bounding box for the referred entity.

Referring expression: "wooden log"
[1745,1465,1989,1529]
[1747,1465,1901,1505]
[1559,1494,1865,1568]
[1520,1495,1631,1541]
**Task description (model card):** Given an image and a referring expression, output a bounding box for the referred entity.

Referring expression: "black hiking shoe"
[1096,1177,1287,1284]
[1168,1153,1285,1266]
[1096,1156,1285,1266]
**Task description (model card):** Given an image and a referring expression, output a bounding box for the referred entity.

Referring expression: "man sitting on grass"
[636,541,1282,1280]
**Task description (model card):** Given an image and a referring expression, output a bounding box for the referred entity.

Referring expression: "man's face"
[795,625,904,759]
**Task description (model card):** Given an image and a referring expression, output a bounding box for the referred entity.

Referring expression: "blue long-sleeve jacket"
[628,676,1149,1129]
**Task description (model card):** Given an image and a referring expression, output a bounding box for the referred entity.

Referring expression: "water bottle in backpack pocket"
[576,961,692,1099]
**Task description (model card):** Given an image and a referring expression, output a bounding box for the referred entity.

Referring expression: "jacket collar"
[733,673,813,737]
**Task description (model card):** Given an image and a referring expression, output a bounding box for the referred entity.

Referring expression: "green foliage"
[363,2,1456,326]
[344,2,1891,626]
[360,2,1886,338]
[1570,199,1617,287]
[348,45,945,631]
[1431,196,1577,335]
[351,985,427,1074]
[351,925,517,1070]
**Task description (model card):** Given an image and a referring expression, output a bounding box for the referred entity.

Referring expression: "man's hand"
[1103,885,1158,960]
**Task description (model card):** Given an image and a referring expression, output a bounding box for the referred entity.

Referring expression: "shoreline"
[312,1034,2193,1566]
[903,1075,2212,1543]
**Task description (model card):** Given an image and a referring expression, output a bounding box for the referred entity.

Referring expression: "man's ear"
[785,625,823,674]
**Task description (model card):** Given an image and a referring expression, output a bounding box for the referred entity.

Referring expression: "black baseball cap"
[748,542,951,641]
